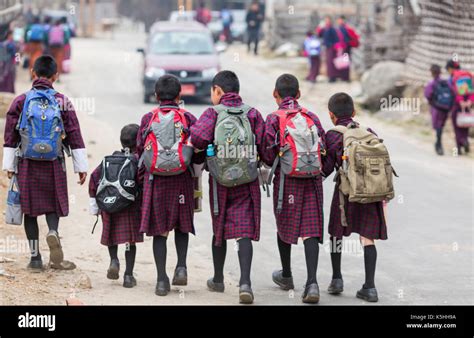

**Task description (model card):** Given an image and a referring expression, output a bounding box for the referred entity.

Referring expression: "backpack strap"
[212,176,219,216]
[276,172,285,213]
[330,125,349,134]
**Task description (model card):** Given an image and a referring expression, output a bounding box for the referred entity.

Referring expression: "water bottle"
[206,144,215,157]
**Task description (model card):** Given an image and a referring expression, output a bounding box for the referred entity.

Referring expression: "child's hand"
[78,172,87,185]
[7,171,14,179]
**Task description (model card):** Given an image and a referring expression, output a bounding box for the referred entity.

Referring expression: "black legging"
[24,213,59,260]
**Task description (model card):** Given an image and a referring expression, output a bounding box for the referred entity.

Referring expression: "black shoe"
[435,142,444,156]
[207,277,225,293]
[155,279,171,296]
[239,284,254,304]
[123,274,137,288]
[27,259,44,272]
[107,259,120,280]
[464,142,470,154]
[272,270,294,290]
[457,146,463,156]
[302,283,320,304]
[327,278,344,295]
[356,287,379,302]
[172,266,188,286]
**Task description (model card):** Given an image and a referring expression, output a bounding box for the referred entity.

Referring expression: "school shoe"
[302,283,320,304]
[435,142,444,156]
[172,266,188,286]
[46,230,64,265]
[107,259,120,280]
[155,278,171,296]
[239,284,254,304]
[123,275,137,288]
[464,142,470,154]
[327,278,344,295]
[272,270,294,290]
[356,287,379,302]
[27,258,44,272]
[207,278,225,293]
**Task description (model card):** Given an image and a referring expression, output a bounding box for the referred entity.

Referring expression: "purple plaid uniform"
[89,153,144,246]
[424,77,450,130]
[262,98,326,245]
[3,79,86,217]
[137,102,198,237]
[190,93,265,246]
[322,117,387,240]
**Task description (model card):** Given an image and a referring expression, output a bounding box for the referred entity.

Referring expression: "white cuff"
[72,148,88,173]
[89,198,99,215]
[2,147,16,172]
[193,163,204,177]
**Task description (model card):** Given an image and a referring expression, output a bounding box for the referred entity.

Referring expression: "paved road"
[40,26,474,305]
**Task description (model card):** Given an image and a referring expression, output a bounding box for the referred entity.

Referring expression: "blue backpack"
[432,80,455,112]
[28,24,45,42]
[18,89,65,161]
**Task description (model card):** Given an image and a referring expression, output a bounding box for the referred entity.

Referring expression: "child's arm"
[249,108,266,162]
[2,95,24,177]
[424,81,434,102]
[189,108,217,151]
[261,113,279,166]
[322,130,343,178]
[60,95,88,184]
[136,113,151,159]
[185,112,206,166]
[88,165,101,215]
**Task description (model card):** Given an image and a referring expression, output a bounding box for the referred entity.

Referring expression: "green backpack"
[207,104,259,214]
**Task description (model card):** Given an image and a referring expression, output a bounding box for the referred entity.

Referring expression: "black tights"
[24,213,59,261]
[108,244,137,276]
[152,230,190,282]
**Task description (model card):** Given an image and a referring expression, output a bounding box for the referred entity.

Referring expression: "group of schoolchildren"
[425,60,473,156]
[24,16,73,76]
[3,55,396,305]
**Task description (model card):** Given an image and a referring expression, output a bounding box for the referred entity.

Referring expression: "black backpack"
[432,80,455,112]
[96,151,139,214]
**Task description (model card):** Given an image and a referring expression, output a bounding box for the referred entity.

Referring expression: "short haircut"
[339,15,346,20]
[120,124,139,150]
[155,75,181,101]
[328,92,354,118]
[212,70,240,93]
[33,55,58,78]
[430,64,441,75]
[275,74,299,99]
[446,60,460,70]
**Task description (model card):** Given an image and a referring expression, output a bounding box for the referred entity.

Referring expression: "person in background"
[0,30,18,93]
[48,20,66,75]
[303,31,321,84]
[25,16,45,74]
[246,1,264,55]
[42,16,52,55]
[424,64,454,155]
[220,6,234,43]
[196,1,212,26]
[61,17,73,73]
[336,15,359,57]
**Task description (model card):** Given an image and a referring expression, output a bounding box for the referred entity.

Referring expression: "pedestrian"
[190,70,265,304]
[336,15,359,56]
[0,30,18,93]
[322,92,389,303]
[25,17,45,74]
[89,124,144,288]
[196,1,212,26]
[61,17,73,73]
[446,60,471,155]
[303,31,321,83]
[246,1,264,55]
[221,6,234,43]
[47,20,66,75]
[317,16,349,82]
[262,74,326,304]
[2,55,88,272]
[424,64,454,155]
[136,75,200,296]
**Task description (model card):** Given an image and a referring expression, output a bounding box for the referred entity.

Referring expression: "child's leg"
[45,213,59,233]
[108,245,118,261]
[124,243,136,276]
[330,236,343,279]
[277,233,292,277]
[24,215,40,260]
[237,238,253,286]
[153,235,169,282]
[360,236,377,289]
[174,229,188,269]
[211,235,226,283]
[303,237,319,286]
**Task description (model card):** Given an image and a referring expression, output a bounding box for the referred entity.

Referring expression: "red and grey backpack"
[268,107,323,211]
[141,106,193,176]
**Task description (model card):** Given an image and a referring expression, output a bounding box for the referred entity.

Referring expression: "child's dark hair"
[430,64,441,76]
[328,92,354,118]
[33,55,57,78]
[155,75,181,101]
[212,70,240,93]
[120,124,139,150]
[275,73,299,99]
[446,60,460,70]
